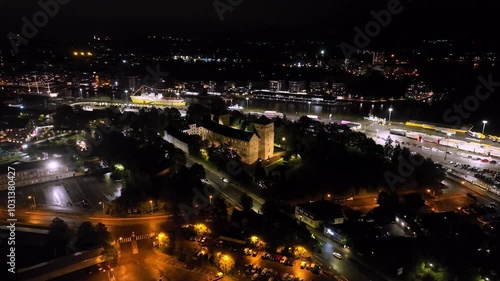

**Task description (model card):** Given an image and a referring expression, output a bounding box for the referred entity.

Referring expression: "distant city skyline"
[1,0,499,43]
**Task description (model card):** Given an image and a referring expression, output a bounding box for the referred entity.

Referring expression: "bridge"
[18,247,104,281]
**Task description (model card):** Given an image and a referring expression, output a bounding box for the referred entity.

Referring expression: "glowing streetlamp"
[308,101,311,113]
[209,195,213,204]
[149,200,154,213]
[99,201,105,213]
[482,120,488,135]
[246,97,249,109]
[125,90,129,102]
[28,196,36,208]
[388,107,393,124]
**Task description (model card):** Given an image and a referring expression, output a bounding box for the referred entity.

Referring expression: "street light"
[308,101,311,113]
[125,90,129,102]
[149,200,153,213]
[246,97,249,109]
[209,195,213,204]
[388,107,393,124]
[28,196,36,208]
[482,120,488,135]
[99,201,105,213]
[444,133,451,161]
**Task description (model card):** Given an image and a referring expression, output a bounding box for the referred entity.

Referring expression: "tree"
[239,193,253,212]
[48,217,71,257]
[213,196,228,221]
[254,162,267,182]
[189,163,206,180]
[75,221,97,250]
[261,200,279,217]
[75,221,111,251]
[101,244,118,266]
[215,254,235,274]
[187,103,210,124]
[384,135,394,156]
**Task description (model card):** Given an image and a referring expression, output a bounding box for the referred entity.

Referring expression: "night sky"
[1,0,498,42]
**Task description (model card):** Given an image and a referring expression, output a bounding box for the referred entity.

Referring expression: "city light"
[47,160,60,170]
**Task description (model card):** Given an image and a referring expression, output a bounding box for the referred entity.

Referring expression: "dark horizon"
[1,0,499,44]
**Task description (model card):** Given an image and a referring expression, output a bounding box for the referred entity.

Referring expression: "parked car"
[251,273,259,280]
[467,193,478,200]
[300,261,307,269]
[332,252,342,259]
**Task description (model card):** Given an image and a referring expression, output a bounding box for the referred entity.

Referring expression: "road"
[185,158,387,281]
[186,157,264,213]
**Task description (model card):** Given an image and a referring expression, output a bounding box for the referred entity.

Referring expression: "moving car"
[300,261,307,269]
[332,252,342,259]
[222,178,229,183]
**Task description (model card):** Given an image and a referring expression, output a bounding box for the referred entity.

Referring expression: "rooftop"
[296,200,344,220]
[202,120,255,142]
[0,159,65,173]
[165,127,193,143]
[253,115,273,125]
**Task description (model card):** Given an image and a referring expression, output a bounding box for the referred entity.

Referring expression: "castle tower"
[253,116,274,160]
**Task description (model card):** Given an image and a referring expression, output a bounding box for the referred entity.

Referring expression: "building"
[288,81,306,93]
[295,200,344,229]
[164,129,192,154]
[199,121,259,164]
[0,160,74,191]
[0,118,35,143]
[331,83,346,97]
[269,80,285,91]
[125,76,140,91]
[372,52,385,66]
[180,116,274,164]
[309,81,329,93]
[253,116,274,161]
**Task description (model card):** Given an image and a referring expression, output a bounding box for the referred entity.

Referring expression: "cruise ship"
[228,104,244,110]
[20,82,59,98]
[130,93,186,107]
[251,90,337,104]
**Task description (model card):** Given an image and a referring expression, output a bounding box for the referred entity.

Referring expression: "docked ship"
[20,82,59,98]
[228,104,244,110]
[130,86,186,107]
[251,90,337,104]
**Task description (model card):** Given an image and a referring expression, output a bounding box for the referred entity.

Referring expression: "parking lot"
[240,252,340,281]
[155,256,216,277]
